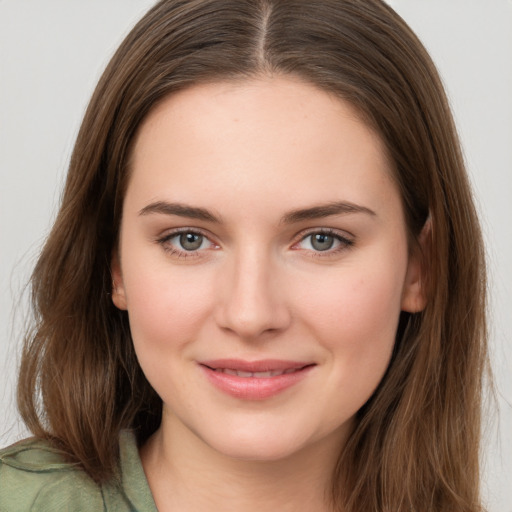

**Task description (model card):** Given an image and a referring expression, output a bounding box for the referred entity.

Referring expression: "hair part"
[18,1,488,510]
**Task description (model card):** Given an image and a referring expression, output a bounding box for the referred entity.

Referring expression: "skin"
[112,76,425,511]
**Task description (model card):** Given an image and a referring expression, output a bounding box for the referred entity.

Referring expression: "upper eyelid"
[158,226,215,241]
[292,234,354,264]
[294,227,354,242]
[156,229,218,258]
[291,228,355,254]
[156,228,219,254]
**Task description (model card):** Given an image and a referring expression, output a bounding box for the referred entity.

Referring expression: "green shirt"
[0,431,158,511]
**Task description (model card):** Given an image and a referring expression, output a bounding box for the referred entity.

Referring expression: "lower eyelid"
[157,230,209,250]
[295,230,354,247]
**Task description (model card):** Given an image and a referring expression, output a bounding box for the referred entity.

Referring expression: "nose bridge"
[216,242,290,338]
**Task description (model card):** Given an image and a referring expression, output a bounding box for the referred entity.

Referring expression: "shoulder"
[0,437,105,511]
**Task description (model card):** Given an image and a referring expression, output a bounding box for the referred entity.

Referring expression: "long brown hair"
[17,1,488,510]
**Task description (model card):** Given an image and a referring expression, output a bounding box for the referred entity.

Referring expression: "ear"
[111,249,128,310]
[401,219,431,313]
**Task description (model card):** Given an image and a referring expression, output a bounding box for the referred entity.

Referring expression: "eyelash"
[156,228,354,259]
[293,228,354,257]
[156,228,217,259]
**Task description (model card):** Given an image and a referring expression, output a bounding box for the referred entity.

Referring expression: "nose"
[214,246,292,340]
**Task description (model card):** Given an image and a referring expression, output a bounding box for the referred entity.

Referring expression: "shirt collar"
[118,430,158,511]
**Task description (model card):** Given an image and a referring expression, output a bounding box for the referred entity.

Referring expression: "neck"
[140,413,345,512]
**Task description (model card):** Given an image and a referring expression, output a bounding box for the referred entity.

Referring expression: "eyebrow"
[138,201,221,222]
[280,201,376,224]
[138,200,376,224]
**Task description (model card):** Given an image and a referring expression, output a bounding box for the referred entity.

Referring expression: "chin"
[195,418,341,463]
[210,435,307,462]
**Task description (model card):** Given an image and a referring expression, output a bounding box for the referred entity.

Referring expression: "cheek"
[122,261,215,360]
[291,262,406,430]
[294,256,406,373]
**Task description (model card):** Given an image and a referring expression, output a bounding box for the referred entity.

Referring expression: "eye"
[294,230,354,254]
[157,229,217,256]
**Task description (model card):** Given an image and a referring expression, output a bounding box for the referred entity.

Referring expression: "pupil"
[312,233,334,251]
[180,233,203,251]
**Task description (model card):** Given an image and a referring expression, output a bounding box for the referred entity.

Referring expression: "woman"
[0,0,488,511]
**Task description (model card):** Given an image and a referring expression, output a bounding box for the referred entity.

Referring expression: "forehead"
[127,76,399,221]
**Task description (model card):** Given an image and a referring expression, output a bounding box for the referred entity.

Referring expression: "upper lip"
[200,359,314,372]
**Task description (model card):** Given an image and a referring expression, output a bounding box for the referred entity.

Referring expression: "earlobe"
[401,219,431,313]
[111,250,128,310]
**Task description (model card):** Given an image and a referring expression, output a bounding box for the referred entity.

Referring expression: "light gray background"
[1,1,511,510]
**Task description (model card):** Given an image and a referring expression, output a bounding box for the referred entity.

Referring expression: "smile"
[212,368,301,378]
[199,359,315,400]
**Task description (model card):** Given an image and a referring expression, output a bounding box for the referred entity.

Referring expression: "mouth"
[209,367,305,378]
[199,359,315,400]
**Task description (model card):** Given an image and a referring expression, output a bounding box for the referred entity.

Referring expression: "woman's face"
[112,77,424,461]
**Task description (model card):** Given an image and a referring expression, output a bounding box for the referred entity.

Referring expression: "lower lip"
[200,365,314,400]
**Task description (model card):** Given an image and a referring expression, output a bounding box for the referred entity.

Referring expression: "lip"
[199,359,315,400]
